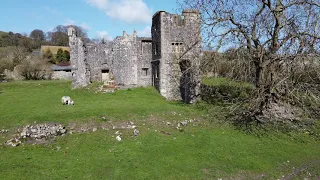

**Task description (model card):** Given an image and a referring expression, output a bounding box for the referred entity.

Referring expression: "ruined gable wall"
[86,43,110,82]
[110,39,138,85]
[85,37,139,85]
[69,33,91,88]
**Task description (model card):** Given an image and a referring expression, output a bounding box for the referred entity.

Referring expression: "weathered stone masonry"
[152,10,201,102]
[69,9,201,103]
[69,28,152,88]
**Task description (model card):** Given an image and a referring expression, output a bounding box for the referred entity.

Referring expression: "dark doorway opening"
[179,60,193,103]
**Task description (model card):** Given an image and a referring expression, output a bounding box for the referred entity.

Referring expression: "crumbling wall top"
[182,9,200,14]
[153,10,166,18]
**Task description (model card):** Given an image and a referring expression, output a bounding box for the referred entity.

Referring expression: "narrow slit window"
[142,68,148,76]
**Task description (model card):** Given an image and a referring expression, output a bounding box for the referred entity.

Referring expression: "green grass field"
[0,80,319,179]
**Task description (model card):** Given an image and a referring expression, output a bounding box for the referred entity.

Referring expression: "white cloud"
[137,26,151,37]
[86,0,152,24]
[97,31,113,41]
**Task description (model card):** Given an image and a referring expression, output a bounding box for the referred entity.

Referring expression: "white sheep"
[68,100,74,105]
[61,96,74,105]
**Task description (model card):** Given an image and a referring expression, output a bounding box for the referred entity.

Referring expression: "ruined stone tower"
[151,10,201,103]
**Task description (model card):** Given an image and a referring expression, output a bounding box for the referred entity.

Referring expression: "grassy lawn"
[0,80,319,179]
[0,80,200,128]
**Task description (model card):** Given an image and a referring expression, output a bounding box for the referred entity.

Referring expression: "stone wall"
[51,71,72,80]
[69,28,152,87]
[69,27,91,88]
[137,39,152,86]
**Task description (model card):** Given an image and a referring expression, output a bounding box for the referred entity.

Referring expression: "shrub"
[63,50,70,61]
[0,57,14,74]
[55,48,64,63]
[201,77,254,104]
[16,56,52,80]
[43,48,54,63]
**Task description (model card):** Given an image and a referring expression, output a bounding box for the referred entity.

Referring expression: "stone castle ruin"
[68,10,201,103]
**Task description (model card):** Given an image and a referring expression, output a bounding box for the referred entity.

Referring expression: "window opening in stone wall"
[175,43,179,53]
[156,65,160,78]
[155,44,159,55]
[102,69,109,73]
[154,65,159,78]
[179,43,184,53]
[101,69,110,82]
[172,42,184,53]
[172,43,175,53]
[142,68,148,76]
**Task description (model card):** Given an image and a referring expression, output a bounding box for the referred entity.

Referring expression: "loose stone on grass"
[0,129,8,134]
[5,123,67,147]
[5,137,21,147]
[133,129,140,136]
[20,123,67,139]
[111,121,137,130]
[116,135,122,141]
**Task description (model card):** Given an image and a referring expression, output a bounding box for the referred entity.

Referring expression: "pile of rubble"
[19,123,67,139]
[5,123,67,147]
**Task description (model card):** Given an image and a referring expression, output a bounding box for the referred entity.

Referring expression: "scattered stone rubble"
[20,123,67,139]
[4,118,199,147]
[5,123,67,147]
[111,121,137,130]
[176,119,195,131]
[6,137,21,147]
[0,129,8,134]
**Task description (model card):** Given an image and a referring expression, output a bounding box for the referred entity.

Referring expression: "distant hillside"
[0,31,8,38]
[0,30,38,50]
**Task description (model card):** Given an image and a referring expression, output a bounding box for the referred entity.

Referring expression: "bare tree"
[47,25,88,46]
[178,0,320,120]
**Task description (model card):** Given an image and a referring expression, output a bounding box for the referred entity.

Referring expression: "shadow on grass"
[195,100,320,141]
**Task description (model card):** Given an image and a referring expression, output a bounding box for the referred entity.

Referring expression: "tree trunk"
[254,57,275,114]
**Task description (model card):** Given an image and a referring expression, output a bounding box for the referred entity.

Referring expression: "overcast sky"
[0,0,177,39]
